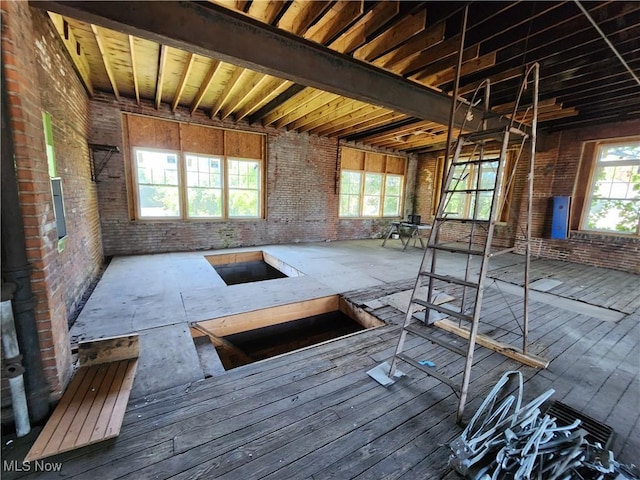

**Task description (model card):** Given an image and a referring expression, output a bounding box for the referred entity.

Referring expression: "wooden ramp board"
[25,335,138,462]
[433,318,549,369]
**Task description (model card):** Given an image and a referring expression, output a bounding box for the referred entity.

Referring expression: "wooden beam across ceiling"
[211,66,245,118]
[35,1,504,130]
[172,52,194,112]
[328,1,399,55]
[190,59,220,114]
[128,35,140,105]
[234,78,293,121]
[303,0,364,45]
[154,44,168,109]
[353,9,426,62]
[47,12,94,96]
[277,1,332,36]
[90,24,119,101]
[246,83,306,124]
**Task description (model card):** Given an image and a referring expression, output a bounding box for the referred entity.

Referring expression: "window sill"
[132,217,265,224]
[570,230,640,243]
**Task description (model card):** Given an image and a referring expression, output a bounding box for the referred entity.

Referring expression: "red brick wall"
[1,4,103,401]
[92,98,417,251]
[415,120,640,273]
[514,120,640,273]
[91,95,344,255]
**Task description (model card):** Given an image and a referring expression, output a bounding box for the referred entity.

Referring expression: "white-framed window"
[227,158,261,218]
[444,158,499,221]
[133,148,263,220]
[339,170,362,217]
[186,154,223,218]
[135,148,181,218]
[582,141,640,235]
[339,170,404,218]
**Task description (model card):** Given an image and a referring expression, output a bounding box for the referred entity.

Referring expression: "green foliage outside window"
[584,143,640,235]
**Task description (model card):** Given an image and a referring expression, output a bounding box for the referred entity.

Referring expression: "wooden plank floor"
[2,269,638,478]
[488,258,640,313]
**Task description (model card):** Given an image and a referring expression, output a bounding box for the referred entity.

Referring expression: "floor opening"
[191,295,384,371]
[205,250,302,285]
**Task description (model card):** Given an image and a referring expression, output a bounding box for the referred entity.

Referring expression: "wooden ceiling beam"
[277,1,332,36]
[310,106,388,136]
[457,67,524,96]
[302,104,374,134]
[220,72,271,120]
[171,52,194,112]
[38,1,499,130]
[329,1,400,55]
[419,52,497,87]
[304,1,364,45]
[373,22,446,71]
[357,119,438,142]
[90,24,119,101]
[211,66,245,118]
[190,59,220,114]
[261,88,321,126]
[395,35,478,77]
[155,44,168,109]
[353,10,426,63]
[335,113,409,139]
[128,35,140,105]
[247,0,289,25]
[47,13,94,96]
[274,91,338,129]
[247,83,306,123]
[411,47,480,83]
[288,96,360,131]
[330,111,406,138]
[236,79,294,121]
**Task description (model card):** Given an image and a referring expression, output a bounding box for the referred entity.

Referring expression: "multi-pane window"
[339,171,362,217]
[126,115,264,221]
[228,159,261,217]
[339,170,404,217]
[133,149,262,220]
[444,159,499,221]
[339,147,406,218]
[582,142,640,235]
[383,175,403,216]
[186,154,223,218]
[135,149,181,218]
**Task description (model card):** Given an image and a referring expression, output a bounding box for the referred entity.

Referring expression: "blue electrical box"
[550,196,570,239]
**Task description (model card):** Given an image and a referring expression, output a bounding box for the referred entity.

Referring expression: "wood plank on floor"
[24,359,137,462]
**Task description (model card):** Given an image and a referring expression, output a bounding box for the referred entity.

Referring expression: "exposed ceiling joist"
[235,78,293,121]
[211,66,244,118]
[353,9,426,62]
[172,52,194,112]
[277,1,332,37]
[47,12,94,96]
[90,24,119,101]
[190,59,220,114]
[128,35,139,105]
[35,1,500,130]
[155,44,167,109]
[246,83,306,124]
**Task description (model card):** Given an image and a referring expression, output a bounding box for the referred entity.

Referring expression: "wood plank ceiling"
[48,1,640,153]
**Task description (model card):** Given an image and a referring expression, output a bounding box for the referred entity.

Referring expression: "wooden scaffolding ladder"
[384,65,541,424]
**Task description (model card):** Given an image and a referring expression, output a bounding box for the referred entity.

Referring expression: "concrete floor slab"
[72,239,628,399]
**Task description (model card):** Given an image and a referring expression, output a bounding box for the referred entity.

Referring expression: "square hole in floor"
[191,295,384,372]
[205,250,302,285]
